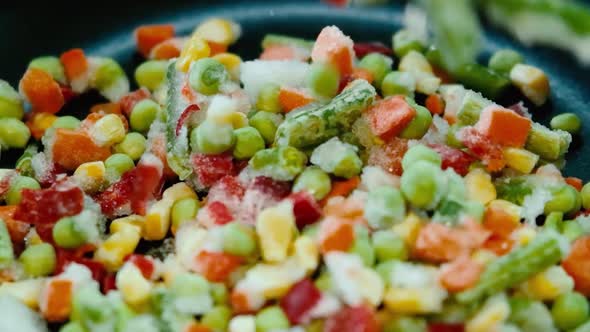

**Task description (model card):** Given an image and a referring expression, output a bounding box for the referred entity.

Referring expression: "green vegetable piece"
[275,79,376,149]
[250,146,307,181]
[6,175,40,205]
[114,132,146,161]
[525,123,572,161]
[19,243,56,277]
[189,58,228,95]
[261,34,314,51]
[509,297,557,332]
[381,71,415,97]
[456,90,493,126]
[191,120,235,155]
[293,166,332,200]
[249,111,283,145]
[375,260,396,286]
[400,160,446,210]
[364,186,406,230]
[358,53,393,88]
[52,116,81,130]
[73,284,114,329]
[0,118,31,149]
[59,321,86,332]
[92,57,129,102]
[233,126,266,160]
[372,231,408,262]
[0,80,25,119]
[455,63,510,99]
[14,145,37,177]
[105,153,135,178]
[488,49,524,75]
[308,63,340,98]
[314,271,332,291]
[171,273,210,296]
[456,231,565,303]
[433,199,465,225]
[135,60,168,91]
[562,220,584,242]
[310,137,362,179]
[202,305,231,331]
[349,226,375,267]
[0,219,14,267]
[400,98,432,139]
[545,184,580,214]
[256,83,282,113]
[582,183,590,210]
[550,113,582,134]
[393,29,425,57]
[544,212,564,232]
[384,316,427,332]
[210,282,228,305]
[130,99,161,133]
[402,144,442,171]
[255,306,290,332]
[29,56,66,84]
[222,222,257,257]
[551,292,589,330]
[53,216,87,249]
[171,197,200,231]
[496,176,534,205]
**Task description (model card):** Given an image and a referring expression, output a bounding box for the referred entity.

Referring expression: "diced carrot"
[231,290,255,314]
[483,205,521,238]
[119,88,151,117]
[26,112,58,140]
[207,41,228,56]
[51,129,111,171]
[40,279,73,322]
[439,255,483,293]
[320,176,360,206]
[311,26,354,76]
[563,236,590,295]
[319,217,355,253]
[135,24,175,57]
[351,68,374,84]
[260,45,298,61]
[482,234,514,256]
[81,112,129,132]
[278,87,314,113]
[330,47,354,77]
[90,102,122,115]
[365,96,416,140]
[475,106,532,148]
[20,68,65,114]
[566,177,583,191]
[60,49,88,81]
[184,323,213,332]
[150,38,183,60]
[0,206,29,253]
[425,94,445,115]
[324,196,365,221]
[195,251,242,282]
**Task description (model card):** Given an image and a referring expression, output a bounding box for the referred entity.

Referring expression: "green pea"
[72,284,112,325]
[171,273,209,297]
[310,138,362,179]
[29,56,67,84]
[402,144,442,171]
[59,321,85,332]
[581,183,590,210]
[384,316,427,332]
[135,60,168,91]
[446,124,465,149]
[201,305,231,331]
[372,231,408,262]
[364,186,406,230]
[256,83,282,113]
[376,260,396,286]
[171,198,200,231]
[393,29,424,57]
[53,217,87,249]
[255,306,290,332]
[550,113,582,134]
[189,58,228,95]
[302,223,320,239]
[105,153,135,177]
[359,53,393,87]
[233,126,265,160]
[93,58,126,90]
[0,118,31,149]
[0,80,24,119]
[250,146,308,181]
[445,169,466,200]
[400,100,432,139]
[19,243,56,277]
[488,49,524,75]
[6,175,40,205]
[545,185,579,214]
[544,212,564,232]
[563,220,584,242]
[400,160,446,210]
[130,99,161,133]
[210,282,228,305]
[222,222,257,257]
[249,111,283,145]
[52,116,81,130]
[191,120,234,155]
[552,292,589,330]
[349,226,375,267]
[381,71,415,97]
[314,271,332,292]
[293,166,332,200]
[114,132,146,161]
[308,63,340,98]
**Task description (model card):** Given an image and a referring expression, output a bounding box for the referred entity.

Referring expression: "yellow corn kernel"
[175,224,208,269]
[511,227,537,246]
[466,293,510,332]
[510,64,550,106]
[193,18,241,46]
[73,161,106,193]
[503,147,540,174]
[256,202,295,263]
[416,76,441,95]
[109,215,145,234]
[176,36,211,72]
[212,53,242,80]
[25,228,43,246]
[161,256,184,287]
[356,268,385,307]
[89,114,126,147]
[236,259,305,300]
[94,227,141,271]
[230,112,248,129]
[116,263,153,307]
[399,50,434,75]
[383,287,446,314]
[519,266,574,301]
[487,199,521,226]
[465,168,497,205]
[293,236,319,274]
[144,183,197,241]
[30,112,58,135]
[228,315,256,332]
[162,182,197,201]
[471,249,497,266]
[392,213,423,247]
[0,278,45,309]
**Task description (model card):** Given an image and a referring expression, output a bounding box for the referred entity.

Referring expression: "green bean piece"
[381,71,415,97]
[551,292,589,330]
[550,113,582,135]
[73,284,114,329]
[455,63,510,99]
[210,282,228,305]
[456,90,493,126]
[250,146,307,181]
[509,297,557,332]
[446,124,464,149]
[310,137,362,179]
[0,219,14,267]
[255,306,290,332]
[372,231,408,262]
[292,166,332,200]
[375,260,396,286]
[130,99,161,133]
[29,56,67,84]
[544,212,564,232]
[399,98,432,139]
[222,222,257,257]
[402,144,442,171]
[400,160,446,210]
[544,185,580,214]
[189,58,228,96]
[496,176,534,205]
[19,243,56,277]
[53,216,87,249]
[256,83,282,113]
[0,118,31,149]
[135,60,168,91]
[171,197,200,231]
[358,53,393,88]
[525,123,572,161]
[488,49,524,75]
[261,34,314,51]
[308,63,340,98]
[52,116,81,130]
[456,231,565,303]
[191,120,234,155]
[384,316,427,332]
[364,186,406,230]
[392,29,425,58]
[6,175,40,205]
[14,145,37,177]
[249,111,283,145]
[201,305,231,331]
[233,126,266,160]
[275,79,376,149]
[105,153,135,178]
[0,80,24,119]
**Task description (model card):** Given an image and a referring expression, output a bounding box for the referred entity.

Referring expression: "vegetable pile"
[0,14,590,332]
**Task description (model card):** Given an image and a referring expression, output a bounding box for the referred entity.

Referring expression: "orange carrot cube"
[365,96,416,140]
[20,68,65,114]
[51,129,111,170]
[319,217,355,253]
[311,26,354,76]
[475,106,532,147]
[60,49,88,81]
[278,87,314,113]
[135,24,175,57]
[40,279,73,322]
